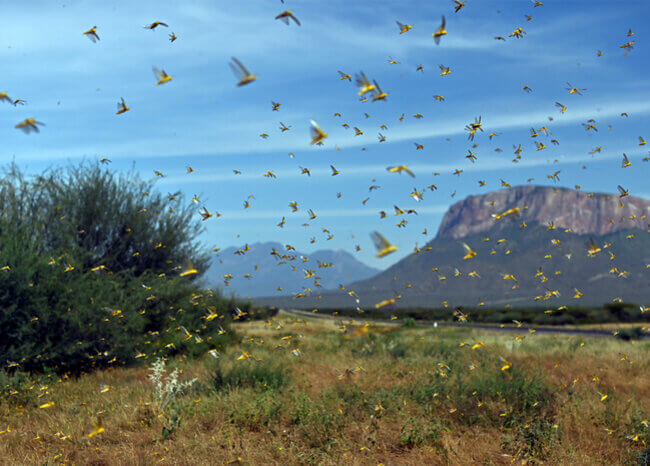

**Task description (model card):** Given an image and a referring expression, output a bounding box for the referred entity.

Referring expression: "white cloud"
[9,91,639,166]
[156,143,646,185]
[207,204,449,221]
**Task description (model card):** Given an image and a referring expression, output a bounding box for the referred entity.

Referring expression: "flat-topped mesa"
[436,185,650,239]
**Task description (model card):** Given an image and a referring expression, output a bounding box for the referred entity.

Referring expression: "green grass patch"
[211,359,290,392]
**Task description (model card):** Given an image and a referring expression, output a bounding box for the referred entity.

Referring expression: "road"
[281,308,649,340]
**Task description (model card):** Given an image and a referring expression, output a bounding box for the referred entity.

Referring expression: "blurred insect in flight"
[309,120,328,145]
[275,10,301,26]
[144,21,168,30]
[371,232,398,258]
[230,57,257,86]
[153,67,172,85]
[116,97,130,114]
[15,118,45,134]
[83,26,100,42]
[432,16,447,44]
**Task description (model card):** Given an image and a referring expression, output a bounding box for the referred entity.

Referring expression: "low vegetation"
[0,314,647,464]
[309,302,650,327]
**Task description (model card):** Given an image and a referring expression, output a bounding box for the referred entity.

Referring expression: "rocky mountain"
[206,242,379,298]
[257,186,650,309]
[437,185,649,239]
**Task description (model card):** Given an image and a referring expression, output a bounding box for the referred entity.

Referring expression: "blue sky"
[1,0,648,269]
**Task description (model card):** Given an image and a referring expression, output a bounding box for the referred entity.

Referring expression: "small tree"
[0,161,232,374]
[24,161,207,275]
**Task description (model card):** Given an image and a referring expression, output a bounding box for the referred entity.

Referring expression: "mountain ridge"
[436,185,649,240]
[254,186,650,309]
[207,241,379,298]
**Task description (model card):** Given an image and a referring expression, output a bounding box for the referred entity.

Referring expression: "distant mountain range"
[256,186,650,309]
[206,242,379,298]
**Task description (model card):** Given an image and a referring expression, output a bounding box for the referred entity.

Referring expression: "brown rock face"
[436,185,650,239]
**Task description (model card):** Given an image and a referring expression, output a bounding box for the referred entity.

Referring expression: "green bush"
[402,317,419,328]
[11,162,209,276]
[0,370,35,407]
[615,327,647,341]
[0,162,242,375]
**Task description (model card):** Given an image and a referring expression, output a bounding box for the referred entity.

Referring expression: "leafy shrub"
[614,327,647,341]
[0,162,242,374]
[0,370,35,407]
[402,317,419,328]
[14,162,209,276]
[232,306,279,322]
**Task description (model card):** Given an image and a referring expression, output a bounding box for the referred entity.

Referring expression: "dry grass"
[0,314,647,465]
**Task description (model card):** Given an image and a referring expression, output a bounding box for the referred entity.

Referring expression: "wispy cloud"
[9,90,646,166]
[156,143,646,185]
[211,205,449,221]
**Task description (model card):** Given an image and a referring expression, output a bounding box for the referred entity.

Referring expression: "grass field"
[0,314,648,465]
